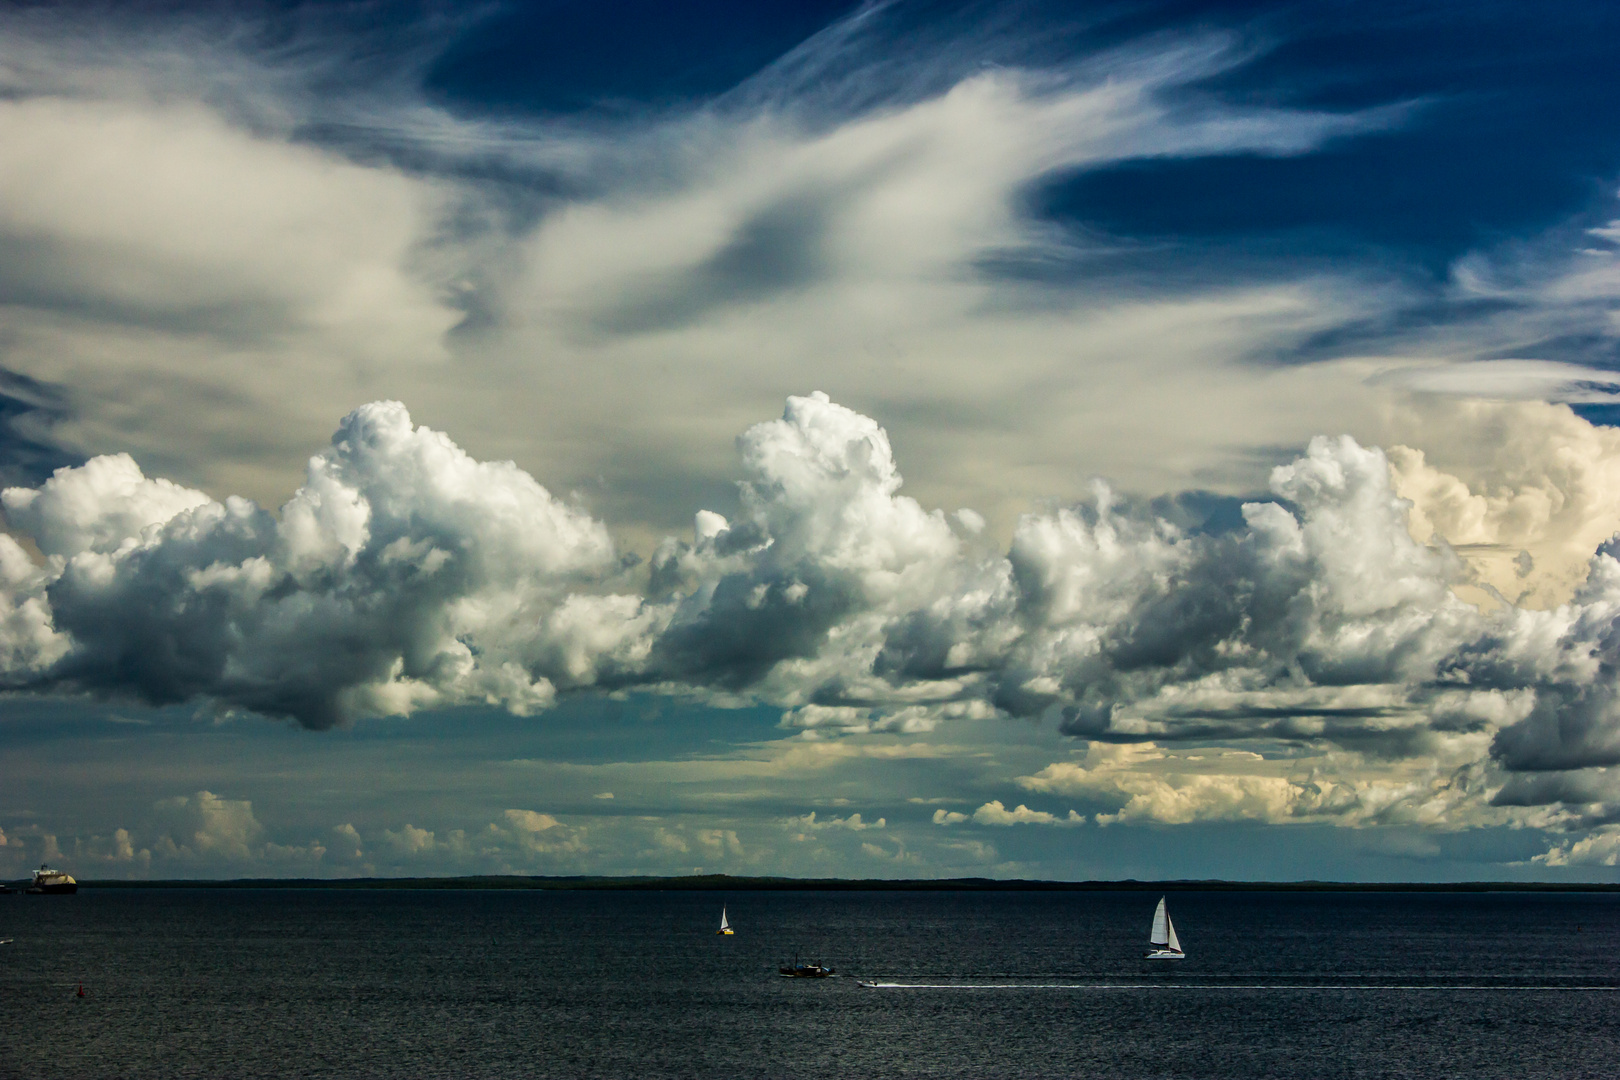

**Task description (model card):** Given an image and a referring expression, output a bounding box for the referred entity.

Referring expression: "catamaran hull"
[1144,949,1183,960]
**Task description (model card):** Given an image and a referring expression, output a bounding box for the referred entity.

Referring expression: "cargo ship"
[26,865,77,894]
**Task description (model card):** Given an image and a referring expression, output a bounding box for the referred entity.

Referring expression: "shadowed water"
[1,889,1616,1078]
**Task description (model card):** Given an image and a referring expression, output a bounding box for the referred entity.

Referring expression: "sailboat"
[1144,896,1184,959]
[717,906,734,935]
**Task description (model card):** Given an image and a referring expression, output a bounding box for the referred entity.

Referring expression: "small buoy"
[76,983,85,998]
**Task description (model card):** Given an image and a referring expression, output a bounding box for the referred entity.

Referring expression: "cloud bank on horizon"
[5,392,1620,849]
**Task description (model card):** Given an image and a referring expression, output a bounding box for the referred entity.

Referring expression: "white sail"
[1146,896,1183,957]
[719,906,730,931]
[1149,897,1169,946]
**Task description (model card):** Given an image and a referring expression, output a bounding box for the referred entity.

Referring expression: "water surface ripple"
[1,888,1615,1078]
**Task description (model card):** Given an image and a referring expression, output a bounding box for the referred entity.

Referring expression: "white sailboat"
[717,905,734,935]
[1144,896,1183,959]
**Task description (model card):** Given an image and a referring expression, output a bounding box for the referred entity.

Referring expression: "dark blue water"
[2,889,1617,1078]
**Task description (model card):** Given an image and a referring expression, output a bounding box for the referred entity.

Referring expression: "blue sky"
[4,0,1620,881]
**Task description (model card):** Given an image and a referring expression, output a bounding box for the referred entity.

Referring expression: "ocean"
[2,888,1616,1078]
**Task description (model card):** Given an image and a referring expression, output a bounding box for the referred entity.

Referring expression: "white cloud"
[136,790,323,868]
[933,801,1082,827]
[1386,399,1620,610]
[7,390,1620,839]
[0,5,1426,548]
[860,837,912,862]
[787,811,885,835]
[495,809,587,857]
[1377,360,1620,404]
[0,401,641,727]
[1533,826,1620,867]
[695,828,744,858]
[1019,740,1507,829]
[0,95,457,360]
[970,800,1085,827]
[2,452,212,559]
[332,823,363,857]
[153,790,263,861]
[382,823,437,856]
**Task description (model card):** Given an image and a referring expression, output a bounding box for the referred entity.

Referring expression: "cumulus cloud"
[8,389,1620,850]
[1384,399,1620,610]
[1533,825,1620,866]
[1018,741,1503,828]
[374,816,606,868]
[153,790,263,861]
[936,801,1084,827]
[637,392,1620,812]
[787,811,885,835]
[0,822,155,878]
[966,800,1085,827]
[382,823,438,856]
[491,809,588,857]
[695,828,744,858]
[0,401,646,727]
[332,823,363,857]
[138,790,323,867]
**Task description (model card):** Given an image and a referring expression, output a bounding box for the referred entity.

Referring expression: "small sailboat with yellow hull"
[717,906,734,935]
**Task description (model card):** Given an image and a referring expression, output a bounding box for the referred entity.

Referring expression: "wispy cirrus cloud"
[0,1,1427,537]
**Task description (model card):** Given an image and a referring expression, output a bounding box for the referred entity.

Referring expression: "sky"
[5,0,1620,882]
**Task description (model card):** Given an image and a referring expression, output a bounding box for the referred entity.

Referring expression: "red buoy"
[76,983,85,998]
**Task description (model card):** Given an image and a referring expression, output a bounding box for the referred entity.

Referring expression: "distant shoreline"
[49,875,1620,892]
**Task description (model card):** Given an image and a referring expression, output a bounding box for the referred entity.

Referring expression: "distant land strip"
[60,875,1620,892]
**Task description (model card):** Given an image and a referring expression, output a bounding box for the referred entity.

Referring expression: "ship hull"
[27,882,77,894]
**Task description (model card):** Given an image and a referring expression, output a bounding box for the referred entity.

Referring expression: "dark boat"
[779,957,835,978]
[26,865,77,894]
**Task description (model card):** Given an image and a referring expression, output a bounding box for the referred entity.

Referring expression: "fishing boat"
[717,906,734,935]
[26,865,77,895]
[1144,896,1183,959]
